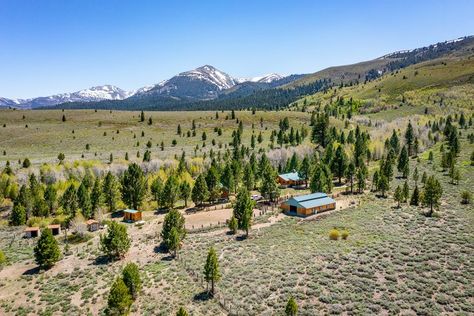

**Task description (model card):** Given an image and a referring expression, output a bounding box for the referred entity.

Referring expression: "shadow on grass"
[154,208,169,215]
[154,243,168,254]
[235,235,249,241]
[161,255,175,261]
[193,291,212,301]
[23,266,41,275]
[93,255,110,266]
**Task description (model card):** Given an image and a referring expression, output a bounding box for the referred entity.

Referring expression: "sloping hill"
[292,48,474,119]
[287,36,474,88]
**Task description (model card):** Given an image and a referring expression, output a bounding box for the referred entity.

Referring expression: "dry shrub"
[329,229,340,240]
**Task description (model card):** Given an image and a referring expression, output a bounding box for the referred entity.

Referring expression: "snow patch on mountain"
[177,65,237,90]
[1,85,130,108]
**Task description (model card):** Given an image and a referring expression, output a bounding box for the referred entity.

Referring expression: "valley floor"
[0,138,473,315]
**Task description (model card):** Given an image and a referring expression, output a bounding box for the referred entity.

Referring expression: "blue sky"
[1,0,473,98]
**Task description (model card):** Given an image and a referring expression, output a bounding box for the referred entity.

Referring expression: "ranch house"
[277,172,305,187]
[280,192,336,217]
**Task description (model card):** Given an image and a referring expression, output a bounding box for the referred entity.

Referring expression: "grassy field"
[0,109,311,166]
[0,125,472,315]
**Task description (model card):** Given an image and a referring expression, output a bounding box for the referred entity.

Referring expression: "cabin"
[277,172,305,187]
[280,192,336,217]
[24,227,40,238]
[86,219,100,232]
[47,224,61,236]
[123,209,142,222]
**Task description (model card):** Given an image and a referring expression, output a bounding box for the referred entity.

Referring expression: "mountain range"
[0,66,293,109]
[1,35,473,111]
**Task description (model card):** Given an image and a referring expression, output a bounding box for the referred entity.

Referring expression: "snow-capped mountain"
[0,85,131,109]
[177,65,237,90]
[136,65,240,100]
[134,65,287,101]
[0,65,291,108]
[236,73,285,84]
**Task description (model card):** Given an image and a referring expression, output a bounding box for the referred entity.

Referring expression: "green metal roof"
[278,172,302,181]
[285,192,335,209]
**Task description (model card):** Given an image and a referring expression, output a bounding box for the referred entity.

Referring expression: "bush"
[461,191,471,204]
[329,229,340,240]
[341,230,349,240]
[0,249,6,265]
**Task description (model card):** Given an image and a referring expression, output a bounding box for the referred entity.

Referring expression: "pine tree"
[122,262,141,300]
[410,185,420,206]
[297,156,310,188]
[192,174,209,206]
[77,181,92,219]
[204,247,221,296]
[44,184,57,215]
[179,181,191,207]
[413,167,419,186]
[103,171,120,213]
[333,145,347,184]
[161,175,180,209]
[243,164,255,191]
[120,163,147,210]
[161,209,186,255]
[58,153,66,164]
[60,184,78,217]
[22,158,31,168]
[356,166,367,193]
[233,188,254,237]
[90,178,101,215]
[311,113,329,147]
[377,174,389,197]
[140,110,145,122]
[107,277,132,316]
[34,228,61,269]
[423,176,443,216]
[205,165,220,202]
[100,221,131,260]
[346,161,355,193]
[394,185,403,208]
[285,296,298,316]
[228,216,238,234]
[402,181,410,202]
[397,146,409,178]
[10,203,26,226]
[405,121,414,156]
[221,164,235,196]
[259,162,279,202]
[150,177,163,208]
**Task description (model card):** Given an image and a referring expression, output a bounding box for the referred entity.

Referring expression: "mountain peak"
[178,65,236,90]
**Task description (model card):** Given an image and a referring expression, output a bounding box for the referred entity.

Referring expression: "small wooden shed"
[24,227,40,238]
[47,224,61,236]
[86,219,100,232]
[123,209,142,222]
